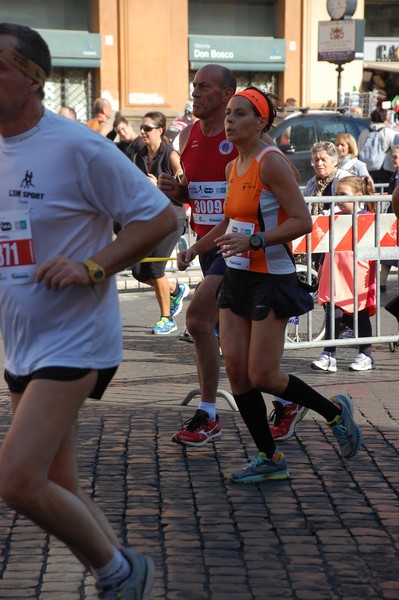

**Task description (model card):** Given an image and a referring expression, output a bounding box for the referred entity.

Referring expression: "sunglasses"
[140,124,159,133]
[311,141,336,152]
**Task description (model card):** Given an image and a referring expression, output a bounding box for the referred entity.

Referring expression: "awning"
[364,61,399,73]
[37,29,101,68]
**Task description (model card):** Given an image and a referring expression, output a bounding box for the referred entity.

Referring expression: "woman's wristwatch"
[249,232,266,251]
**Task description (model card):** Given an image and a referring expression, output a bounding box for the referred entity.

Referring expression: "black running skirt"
[217,268,314,321]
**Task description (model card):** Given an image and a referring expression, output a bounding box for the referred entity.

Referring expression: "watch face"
[327,0,348,20]
[250,234,261,249]
[84,260,105,283]
[92,268,104,281]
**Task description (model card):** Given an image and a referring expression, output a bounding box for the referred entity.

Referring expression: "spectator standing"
[113,115,144,160]
[58,105,77,120]
[358,107,396,184]
[111,115,145,236]
[311,176,377,372]
[380,145,399,292]
[179,86,362,483]
[158,64,238,446]
[86,97,113,137]
[133,111,189,335]
[0,22,177,599]
[285,97,297,108]
[335,132,370,178]
[303,141,350,214]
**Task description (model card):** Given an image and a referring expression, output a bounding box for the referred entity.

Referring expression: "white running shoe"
[96,548,155,599]
[349,353,375,371]
[311,353,337,373]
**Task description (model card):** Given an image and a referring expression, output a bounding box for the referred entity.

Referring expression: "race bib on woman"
[223,219,254,270]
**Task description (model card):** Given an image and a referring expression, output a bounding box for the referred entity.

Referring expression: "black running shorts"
[4,366,118,399]
[217,268,314,321]
[199,245,226,277]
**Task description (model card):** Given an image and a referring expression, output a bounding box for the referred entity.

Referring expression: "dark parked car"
[269,109,370,185]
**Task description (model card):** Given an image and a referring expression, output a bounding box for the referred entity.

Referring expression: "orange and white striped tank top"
[223,146,296,275]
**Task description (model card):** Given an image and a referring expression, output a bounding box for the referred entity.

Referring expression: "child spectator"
[311,175,377,372]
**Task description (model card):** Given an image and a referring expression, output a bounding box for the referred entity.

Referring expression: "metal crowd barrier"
[122,190,399,355]
[285,194,399,350]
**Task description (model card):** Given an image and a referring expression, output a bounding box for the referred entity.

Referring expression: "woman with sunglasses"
[179,87,362,483]
[133,111,189,334]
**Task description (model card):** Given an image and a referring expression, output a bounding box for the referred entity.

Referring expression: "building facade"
[0,0,397,121]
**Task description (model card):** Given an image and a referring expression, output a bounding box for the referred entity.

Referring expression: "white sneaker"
[349,353,375,371]
[311,353,337,372]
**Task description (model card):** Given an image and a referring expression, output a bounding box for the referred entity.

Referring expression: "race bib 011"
[0,209,36,284]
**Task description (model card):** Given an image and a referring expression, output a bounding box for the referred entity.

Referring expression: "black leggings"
[323,304,372,356]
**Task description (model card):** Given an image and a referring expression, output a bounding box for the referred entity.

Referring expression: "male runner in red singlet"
[158,64,237,446]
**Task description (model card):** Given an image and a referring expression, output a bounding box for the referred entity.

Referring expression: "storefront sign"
[189,35,285,72]
[364,39,399,62]
[318,20,364,64]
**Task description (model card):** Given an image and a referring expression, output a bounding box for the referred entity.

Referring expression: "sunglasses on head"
[140,124,159,133]
[311,141,336,152]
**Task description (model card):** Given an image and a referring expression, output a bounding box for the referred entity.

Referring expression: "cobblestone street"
[0,284,399,599]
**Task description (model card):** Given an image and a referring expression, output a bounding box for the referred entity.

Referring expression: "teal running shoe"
[170,283,189,317]
[230,451,289,484]
[152,317,177,335]
[328,394,362,459]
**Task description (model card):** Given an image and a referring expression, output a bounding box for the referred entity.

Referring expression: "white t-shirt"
[0,109,170,375]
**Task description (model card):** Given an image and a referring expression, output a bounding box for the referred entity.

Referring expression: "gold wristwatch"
[83,259,106,284]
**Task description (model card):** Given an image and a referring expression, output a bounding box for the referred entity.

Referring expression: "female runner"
[179,87,362,483]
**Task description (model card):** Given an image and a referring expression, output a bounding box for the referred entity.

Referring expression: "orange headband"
[0,44,47,86]
[233,89,270,122]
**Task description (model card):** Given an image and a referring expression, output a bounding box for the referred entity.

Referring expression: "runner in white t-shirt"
[0,23,177,600]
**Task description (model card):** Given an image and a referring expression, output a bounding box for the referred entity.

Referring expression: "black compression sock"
[278,374,340,422]
[233,389,276,458]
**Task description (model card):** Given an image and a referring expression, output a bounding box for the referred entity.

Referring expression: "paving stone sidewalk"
[0,284,398,599]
